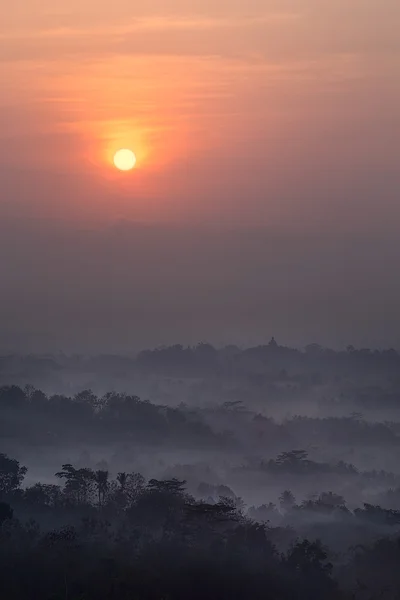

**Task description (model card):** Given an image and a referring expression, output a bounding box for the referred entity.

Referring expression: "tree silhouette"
[94,470,109,506]
[279,490,296,512]
[318,491,346,508]
[55,464,95,504]
[0,453,27,496]
[0,501,13,525]
[24,483,62,507]
[116,472,127,492]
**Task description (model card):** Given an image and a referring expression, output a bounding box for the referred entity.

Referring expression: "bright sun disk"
[113,149,136,171]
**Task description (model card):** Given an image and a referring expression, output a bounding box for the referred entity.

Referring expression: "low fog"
[1,344,400,537]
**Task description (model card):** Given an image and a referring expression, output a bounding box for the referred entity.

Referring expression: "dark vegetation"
[2,451,400,599]
[3,340,400,598]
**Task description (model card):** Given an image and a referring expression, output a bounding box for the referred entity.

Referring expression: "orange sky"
[1,0,400,351]
[1,0,399,228]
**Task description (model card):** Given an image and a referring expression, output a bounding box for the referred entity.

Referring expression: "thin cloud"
[0,13,299,40]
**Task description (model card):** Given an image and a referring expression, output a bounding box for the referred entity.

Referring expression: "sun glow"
[113,149,137,171]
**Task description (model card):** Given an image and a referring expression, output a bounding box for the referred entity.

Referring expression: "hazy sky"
[1,0,399,351]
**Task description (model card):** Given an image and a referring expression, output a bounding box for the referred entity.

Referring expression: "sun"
[113,149,137,171]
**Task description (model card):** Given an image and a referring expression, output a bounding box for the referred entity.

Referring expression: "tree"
[124,472,145,505]
[116,472,128,492]
[355,503,400,526]
[286,540,332,575]
[55,464,95,505]
[305,343,322,356]
[0,501,13,525]
[185,496,240,542]
[279,490,296,512]
[318,491,346,508]
[25,386,48,408]
[0,385,26,408]
[24,483,62,507]
[0,453,27,496]
[130,478,190,534]
[110,471,145,509]
[225,521,276,562]
[274,450,309,473]
[94,470,109,507]
[147,478,186,496]
[74,389,98,410]
[284,540,336,599]
[277,450,308,464]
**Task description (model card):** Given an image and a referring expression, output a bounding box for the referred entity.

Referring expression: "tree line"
[2,452,400,598]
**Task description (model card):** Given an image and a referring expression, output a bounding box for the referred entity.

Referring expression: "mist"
[1,218,400,354]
